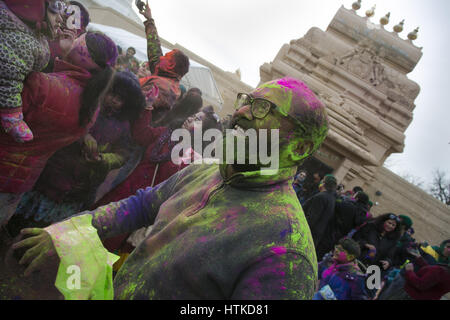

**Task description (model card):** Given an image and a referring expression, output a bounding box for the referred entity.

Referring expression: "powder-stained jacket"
[85,163,318,300]
[404,256,450,300]
[0,1,50,110]
[315,253,368,300]
[140,18,183,113]
[0,59,94,194]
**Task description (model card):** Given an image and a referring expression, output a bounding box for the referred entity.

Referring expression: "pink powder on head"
[276,78,298,91]
[271,246,287,255]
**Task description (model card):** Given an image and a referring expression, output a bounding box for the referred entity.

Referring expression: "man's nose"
[233,104,253,121]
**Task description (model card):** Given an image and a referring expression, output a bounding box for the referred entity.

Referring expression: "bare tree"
[429,169,450,206]
[400,172,425,189]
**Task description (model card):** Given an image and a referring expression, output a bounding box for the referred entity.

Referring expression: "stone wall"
[364,167,450,245]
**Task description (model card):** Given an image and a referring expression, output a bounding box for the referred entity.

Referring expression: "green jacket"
[87,163,318,299]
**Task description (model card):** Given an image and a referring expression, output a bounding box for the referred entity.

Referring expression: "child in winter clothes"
[0,31,118,226]
[0,0,64,142]
[314,238,369,300]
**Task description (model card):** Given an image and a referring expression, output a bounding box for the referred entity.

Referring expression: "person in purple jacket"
[12,77,330,300]
[314,238,369,300]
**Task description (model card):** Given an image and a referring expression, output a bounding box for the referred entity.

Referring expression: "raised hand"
[139,0,152,21]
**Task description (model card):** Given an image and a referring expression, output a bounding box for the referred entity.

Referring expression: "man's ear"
[294,140,314,159]
[347,254,356,262]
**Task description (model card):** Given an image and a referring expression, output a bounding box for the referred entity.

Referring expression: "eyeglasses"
[234,93,306,134]
[48,0,67,14]
[235,93,276,118]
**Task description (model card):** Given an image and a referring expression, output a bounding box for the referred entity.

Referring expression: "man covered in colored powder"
[12,77,329,300]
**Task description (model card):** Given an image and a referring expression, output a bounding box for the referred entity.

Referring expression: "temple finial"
[365,4,376,18]
[408,27,419,41]
[380,12,390,26]
[352,0,362,11]
[393,19,405,33]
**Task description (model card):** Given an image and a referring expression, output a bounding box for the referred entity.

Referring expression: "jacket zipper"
[186,175,241,217]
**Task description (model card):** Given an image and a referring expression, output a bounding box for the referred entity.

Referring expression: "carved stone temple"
[259,5,449,244]
[261,5,422,186]
[77,1,450,244]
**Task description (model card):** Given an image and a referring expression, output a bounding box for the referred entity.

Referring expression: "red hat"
[4,0,47,24]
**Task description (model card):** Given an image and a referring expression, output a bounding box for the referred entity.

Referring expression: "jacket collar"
[219,164,297,190]
[53,58,92,83]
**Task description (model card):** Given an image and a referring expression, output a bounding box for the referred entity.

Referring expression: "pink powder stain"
[246,277,262,291]
[123,211,130,216]
[271,246,287,255]
[198,236,208,243]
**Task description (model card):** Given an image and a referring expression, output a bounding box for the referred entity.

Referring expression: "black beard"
[231,164,260,173]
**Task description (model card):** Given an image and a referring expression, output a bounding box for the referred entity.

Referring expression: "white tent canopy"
[88,22,224,108]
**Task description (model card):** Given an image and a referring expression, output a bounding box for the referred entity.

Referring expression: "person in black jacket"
[353,213,402,271]
[318,191,370,260]
[336,192,369,237]
[304,174,337,259]
[303,171,323,202]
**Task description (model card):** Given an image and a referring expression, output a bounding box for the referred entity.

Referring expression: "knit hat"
[5,0,66,34]
[434,239,450,265]
[155,49,190,80]
[399,215,413,229]
[4,0,46,25]
[355,192,370,206]
[323,174,337,191]
[85,31,118,68]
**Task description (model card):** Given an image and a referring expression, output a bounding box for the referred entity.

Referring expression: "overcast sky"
[132,0,450,187]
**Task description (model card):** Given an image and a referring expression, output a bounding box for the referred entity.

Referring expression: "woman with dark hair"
[92,89,206,265]
[155,88,203,128]
[0,0,64,143]
[353,213,402,271]
[93,88,203,210]
[6,72,145,236]
[0,30,118,227]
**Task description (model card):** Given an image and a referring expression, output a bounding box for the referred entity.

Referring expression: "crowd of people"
[0,0,448,300]
[293,169,450,300]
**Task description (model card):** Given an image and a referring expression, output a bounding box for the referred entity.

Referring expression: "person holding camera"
[136,0,191,125]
